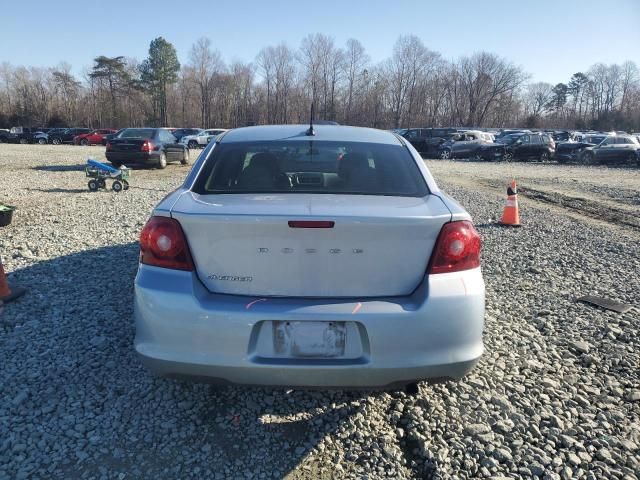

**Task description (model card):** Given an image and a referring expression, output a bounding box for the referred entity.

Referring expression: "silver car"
[134,125,485,389]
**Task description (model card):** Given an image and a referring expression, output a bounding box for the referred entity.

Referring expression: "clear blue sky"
[2,0,639,84]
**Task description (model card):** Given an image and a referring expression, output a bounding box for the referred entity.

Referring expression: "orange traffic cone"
[0,257,26,304]
[500,179,521,227]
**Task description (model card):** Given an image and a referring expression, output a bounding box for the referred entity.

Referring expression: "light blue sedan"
[134,124,484,390]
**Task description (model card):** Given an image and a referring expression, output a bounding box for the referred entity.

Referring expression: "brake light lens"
[139,217,194,271]
[141,140,154,152]
[288,220,335,228]
[428,221,481,274]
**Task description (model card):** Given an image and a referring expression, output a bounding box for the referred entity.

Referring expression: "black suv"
[106,128,190,169]
[6,127,39,144]
[401,128,459,157]
[581,135,640,166]
[476,133,555,162]
[49,128,92,145]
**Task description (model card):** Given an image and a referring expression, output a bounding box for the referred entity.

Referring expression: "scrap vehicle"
[437,130,495,160]
[180,128,229,149]
[401,127,459,157]
[581,134,640,165]
[555,134,610,163]
[476,132,555,162]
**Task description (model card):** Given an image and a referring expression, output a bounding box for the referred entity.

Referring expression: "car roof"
[220,125,403,145]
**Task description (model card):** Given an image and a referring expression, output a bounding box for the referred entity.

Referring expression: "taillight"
[428,221,481,274]
[139,216,194,271]
[105,142,112,151]
[141,141,154,152]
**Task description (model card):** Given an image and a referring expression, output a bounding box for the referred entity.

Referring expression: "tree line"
[0,35,638,131]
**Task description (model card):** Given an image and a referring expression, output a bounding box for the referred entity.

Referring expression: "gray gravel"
[1,145,639,479]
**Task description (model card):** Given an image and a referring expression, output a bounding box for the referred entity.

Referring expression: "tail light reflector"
[428,220,481,274]
[139,216,194,271]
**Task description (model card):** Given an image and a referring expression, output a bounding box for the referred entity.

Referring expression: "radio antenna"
[306,103,315,136]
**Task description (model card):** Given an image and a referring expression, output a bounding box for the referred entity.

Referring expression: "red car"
[74,129,117,146]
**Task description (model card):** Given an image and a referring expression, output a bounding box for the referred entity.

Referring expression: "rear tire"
[37,138,47,145]
[181,149,190,165]
[540,151,550,162]
[88,180,99,192]
[112,180,123,192]
[52,138,61,145]
[80,139,89,146]
[157,153,167,169]
[503,151,513,162]
[188,140,198,150]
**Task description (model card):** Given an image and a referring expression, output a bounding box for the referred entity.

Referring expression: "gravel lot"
[1,145,639,479]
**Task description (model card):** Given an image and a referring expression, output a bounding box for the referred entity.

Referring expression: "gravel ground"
[1,145,639,479]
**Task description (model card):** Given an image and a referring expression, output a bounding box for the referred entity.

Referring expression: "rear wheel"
[540,151,550,162]
[188,140,198,149]
[52,138,61,145]
[181,148,191,165]
[88,180,99,192]
[122,180,129,190]
[439,149,451,160]
[112,180,123,192]
[80,139,89,146]
[157,152,167,169]
[37,138,47,145]
[503,151,513,162]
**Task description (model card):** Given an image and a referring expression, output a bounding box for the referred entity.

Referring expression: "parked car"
[555,134,609,163]
[476,132,555,161]
[0,129,9,143]
[102,128,125,146]
[437,130,494,160]
[49,128,92,145]
[134,124,485,389]
[171,128,204,143]
[32,128,64,145]
[106,128,190,169]
[180,128,228,149]
[581,135,640,165]
[6,127,40,144]
[401,127,459,157]
[74,129,117,146]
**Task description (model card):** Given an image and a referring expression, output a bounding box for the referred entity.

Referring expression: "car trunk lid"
[171,192,452,297]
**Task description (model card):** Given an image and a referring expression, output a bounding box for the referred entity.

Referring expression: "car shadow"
[1,244,411,479]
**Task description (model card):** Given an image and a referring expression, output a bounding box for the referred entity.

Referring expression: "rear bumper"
[106,151,159,165]
[134,265,485,388]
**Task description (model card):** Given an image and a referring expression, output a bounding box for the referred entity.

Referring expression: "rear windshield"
[193,141,429,197]
[118,128,155,139]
